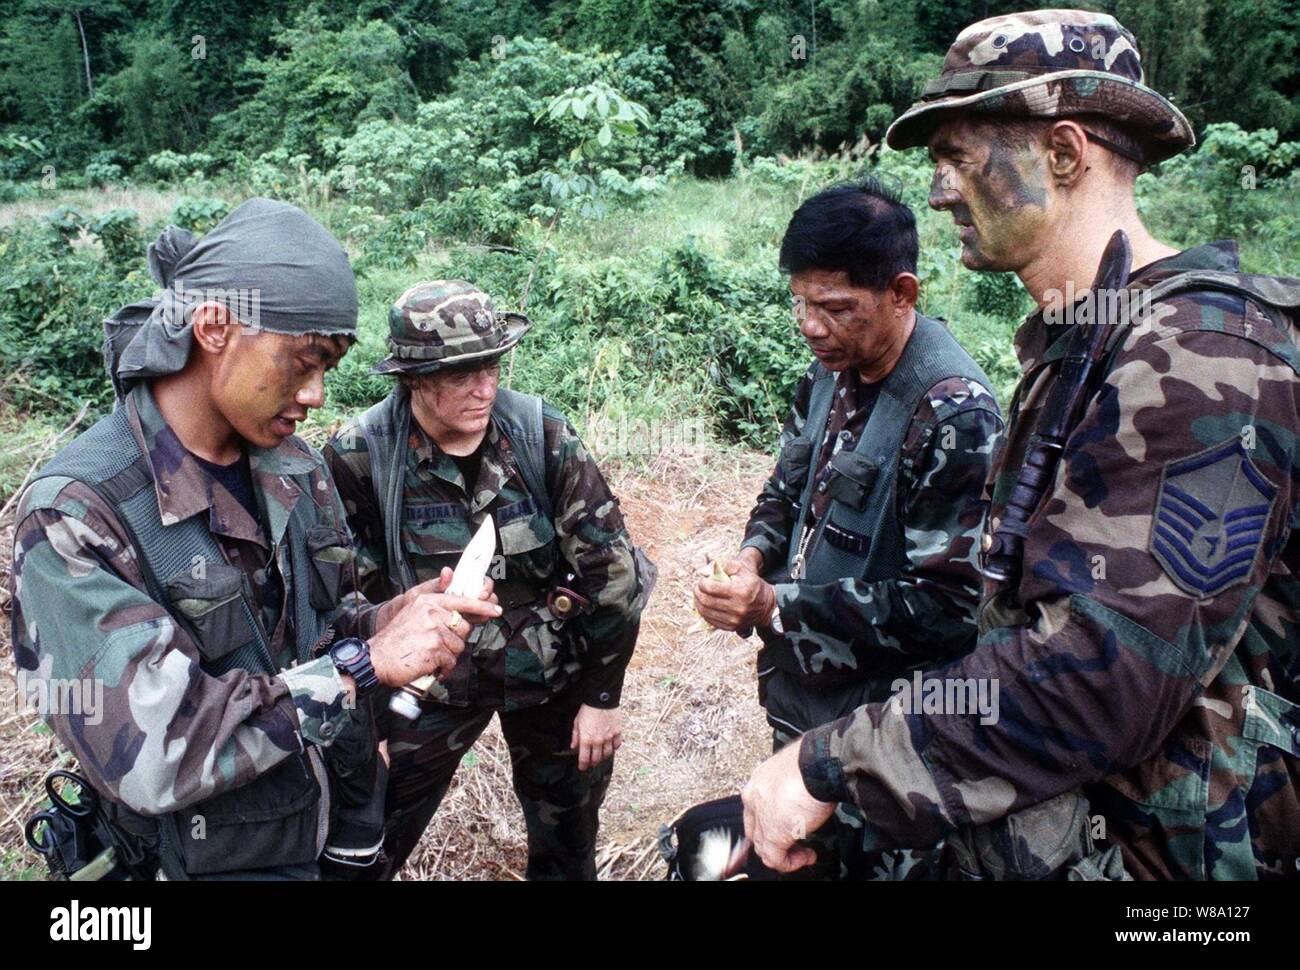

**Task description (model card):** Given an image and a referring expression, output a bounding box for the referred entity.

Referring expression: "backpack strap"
[492,387,553,521]
[356,386,418,592]
[1105,270,1300,373]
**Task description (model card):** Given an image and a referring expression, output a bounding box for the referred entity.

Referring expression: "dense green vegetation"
[3,1,1296,177]
[0,1,1297,499]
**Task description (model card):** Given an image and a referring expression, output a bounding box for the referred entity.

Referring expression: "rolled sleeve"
[278,654,352,747]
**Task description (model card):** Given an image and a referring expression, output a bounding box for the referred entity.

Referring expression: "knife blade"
[388,515,497,719]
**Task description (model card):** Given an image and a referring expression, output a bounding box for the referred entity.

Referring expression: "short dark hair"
[778,177,918,290]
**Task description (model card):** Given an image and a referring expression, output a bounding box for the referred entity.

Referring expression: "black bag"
[658,795,831,881]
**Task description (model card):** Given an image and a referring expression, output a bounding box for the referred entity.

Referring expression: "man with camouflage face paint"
[9,200,500,880]
[742,9,1300,880]
[325,280,650,880]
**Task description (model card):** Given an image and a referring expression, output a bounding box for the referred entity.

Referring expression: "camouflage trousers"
[761,668,946,881]
[377,684,613,880]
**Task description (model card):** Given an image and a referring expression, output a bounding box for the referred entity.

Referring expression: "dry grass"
[395,444,774,880]
[0,185,210,229]
[0,428,776,880]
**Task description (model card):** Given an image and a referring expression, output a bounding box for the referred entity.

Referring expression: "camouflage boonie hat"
[373,279,532,375]
[886,9,1195,164]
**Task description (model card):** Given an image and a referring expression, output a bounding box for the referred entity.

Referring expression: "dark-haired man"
[9,200,500,880]
[742,9,1300,881]
[695,178,1003,878]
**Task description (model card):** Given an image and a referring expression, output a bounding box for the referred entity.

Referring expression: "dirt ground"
[0,445,775,881]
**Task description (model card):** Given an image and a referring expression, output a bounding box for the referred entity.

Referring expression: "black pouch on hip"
[320,696,389,880]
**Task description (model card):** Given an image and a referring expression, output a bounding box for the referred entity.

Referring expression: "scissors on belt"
[25,770,101,875]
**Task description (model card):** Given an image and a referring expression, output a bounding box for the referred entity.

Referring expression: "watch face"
[334,641,362,663]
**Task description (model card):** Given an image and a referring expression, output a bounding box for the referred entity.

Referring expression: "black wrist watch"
[329,637,378,698]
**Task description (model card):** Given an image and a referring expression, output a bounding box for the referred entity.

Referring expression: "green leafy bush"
[329,101,480,210]
[84,161,123,187]
[212,11,419,169]
[233,149,331,206]
[355,206,438,271]
[962,271,1030,319]
[0,133,47,180]
[1140,123,1300,246]
[88,30,202,157]
[144,151,215,183]
[90,209,142,273]
[43,205,86,250]
[171,197,230,234]
[0,220,148,415]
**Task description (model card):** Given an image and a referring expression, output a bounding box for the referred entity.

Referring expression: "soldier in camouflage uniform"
[324,280,650,880]
[694,179,1004,878]
[742,10,1300,880]
[8,200,499,880]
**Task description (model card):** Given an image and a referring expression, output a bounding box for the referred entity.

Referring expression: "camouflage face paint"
[788,270,907,377]
[927,118,1053,272]
[214,329,339,448]
[410,365,500,445]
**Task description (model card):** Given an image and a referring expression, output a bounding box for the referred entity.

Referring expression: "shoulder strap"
[492,387,553,520]
[883,314,994,405]
[356,387,417,592]
[784,364,836,576]
[802,363,838,456]
[859,314,995,455]
[1141,270,1300,312]
[1109,270,1300,373]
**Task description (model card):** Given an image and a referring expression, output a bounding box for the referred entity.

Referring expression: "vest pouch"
[826,452,879,511]
[307,525,351,611]
[822,518,873,556]
[159,752,323,878]
[777,437,813,495]
[165,562,257,664]
[950,790,1129,880]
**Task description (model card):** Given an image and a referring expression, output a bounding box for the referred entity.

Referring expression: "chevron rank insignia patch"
[1150,438,1278,598]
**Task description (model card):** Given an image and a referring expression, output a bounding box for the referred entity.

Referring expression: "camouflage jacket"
[8,385,375,817]
[742,362,1005,679]
[324,397,644,711]
[799,242,1300,879]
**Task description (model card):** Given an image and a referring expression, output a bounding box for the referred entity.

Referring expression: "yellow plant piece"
[691,559,731,633]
